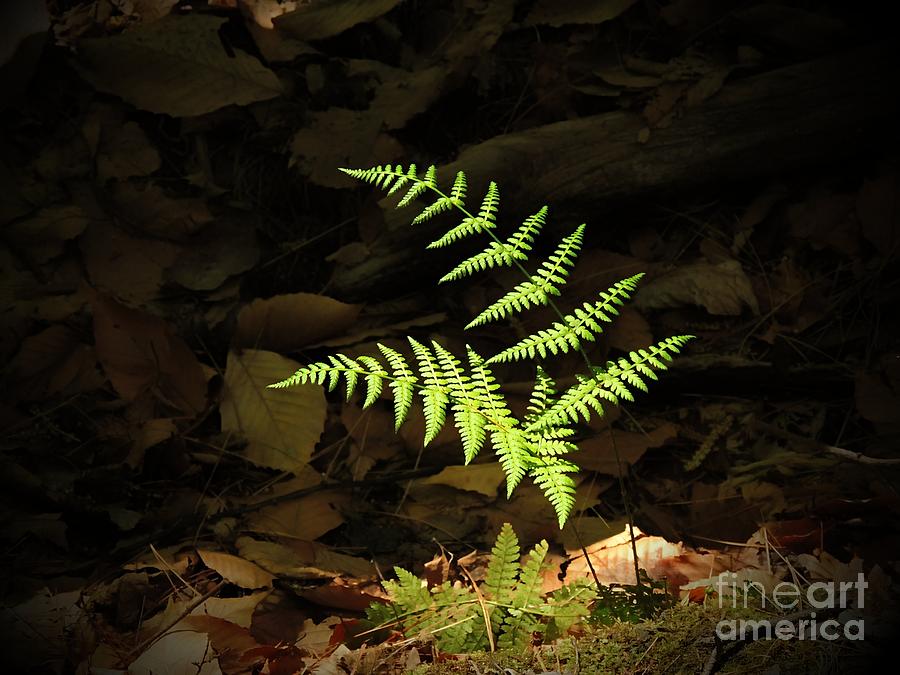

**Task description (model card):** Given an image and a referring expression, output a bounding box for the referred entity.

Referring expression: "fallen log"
[330,43,898,299]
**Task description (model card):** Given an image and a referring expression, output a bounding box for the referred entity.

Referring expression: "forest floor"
[1,1,899,673]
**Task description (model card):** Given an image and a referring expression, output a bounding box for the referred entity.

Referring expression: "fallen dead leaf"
[5,205,89,263]
[526,0,638,27]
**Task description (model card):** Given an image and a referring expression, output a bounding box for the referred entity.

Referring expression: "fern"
[366,523,596,653]
[271,163,694,528]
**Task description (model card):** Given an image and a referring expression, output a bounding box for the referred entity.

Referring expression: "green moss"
[416,603,859,674]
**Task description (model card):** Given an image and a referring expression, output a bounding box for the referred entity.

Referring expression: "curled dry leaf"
[110,182,213,240]
[235,292,360,353]
[96,121,161,181]
[219,349,326,472]
[197,550,275,589]
[91,293,207,413]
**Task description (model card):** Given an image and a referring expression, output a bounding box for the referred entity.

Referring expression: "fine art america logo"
[715,572,867,641]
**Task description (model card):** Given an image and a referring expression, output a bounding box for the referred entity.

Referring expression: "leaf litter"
[0,0,897,672]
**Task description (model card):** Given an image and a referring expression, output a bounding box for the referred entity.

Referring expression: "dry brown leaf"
[181,615,260,674]
[417,463,505,498]
[246,491,348,541]
[91,294,207,413]
[575,423,678,474]
[166,218,259,291]
[129,629,222,675]
[5,325,103,401]
[5,205,89,263]
[606,306,653,353]
[110,182,213,240]
[197,550,275,589]
[75,14,283,117]
[236,536,374,579]
[855,371,900,424]
[857,171,899,255]
[274,0,403,40]
[219,349,326,472]
[635,259,759,316]
[96,121,161,181]
[235,292,360,353]
[200,592,271,629]
[526,0,638,27]
[80,218,180,304]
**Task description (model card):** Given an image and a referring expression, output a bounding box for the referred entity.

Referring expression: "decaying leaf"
[75,15,283,117]
[219,349,326,472]
[246,491,349,541]
[575,423,679,475]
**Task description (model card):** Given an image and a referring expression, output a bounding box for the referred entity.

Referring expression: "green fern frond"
[498,538,549,650]
[424,175,499,250]
[276,163,696,529]
[490,427,531,497]
[409,338,450,446]
[438,205,546,282]
[530,335,695,430]
[378,343,418,431]
[483,523,520,606]
[487,273,645,363]
[528,456,579,529]
[466,225,586,329]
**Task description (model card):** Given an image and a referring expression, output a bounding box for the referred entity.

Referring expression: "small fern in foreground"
[271,163,694,527]
[366,523,597,653]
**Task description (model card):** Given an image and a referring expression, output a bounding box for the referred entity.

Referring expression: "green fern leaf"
[483,523,520,633]
[490,427,531,497]
[378,343,418,431]
[499,539,549,650]
[466,225,586,329]
[530,335,695,430]
[398,164,437,209]
[356,355,387,408]
[408,338,450,445]
[528,456,579,529]
[544,581,597,641]
[438,206,546,282]
[487,273,645,363]
[428,180,499,249]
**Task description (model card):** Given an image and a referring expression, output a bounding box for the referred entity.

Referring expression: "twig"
[751,420,900,465]
[459,563,496,653]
